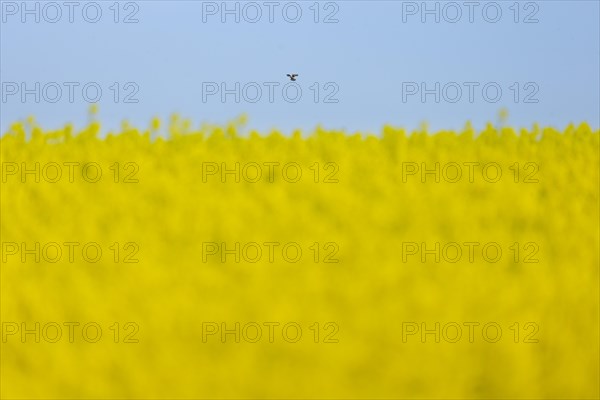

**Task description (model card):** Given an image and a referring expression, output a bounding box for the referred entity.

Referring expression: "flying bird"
[287,74,298,81]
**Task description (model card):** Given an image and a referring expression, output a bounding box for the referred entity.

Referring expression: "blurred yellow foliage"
[1,119,598,399]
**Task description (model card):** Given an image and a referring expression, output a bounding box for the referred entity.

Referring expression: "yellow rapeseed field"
[1,116,599,399]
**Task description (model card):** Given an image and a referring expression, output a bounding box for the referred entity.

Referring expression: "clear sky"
[1,0,599,134]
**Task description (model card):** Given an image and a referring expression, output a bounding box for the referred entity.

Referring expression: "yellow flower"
[1,118,598,399]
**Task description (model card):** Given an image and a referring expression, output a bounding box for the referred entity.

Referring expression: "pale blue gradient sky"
[1,0,599,134]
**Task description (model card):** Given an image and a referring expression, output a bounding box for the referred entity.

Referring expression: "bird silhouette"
[287,74,298,81]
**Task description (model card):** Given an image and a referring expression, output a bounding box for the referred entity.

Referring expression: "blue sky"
[1,0,599,134]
